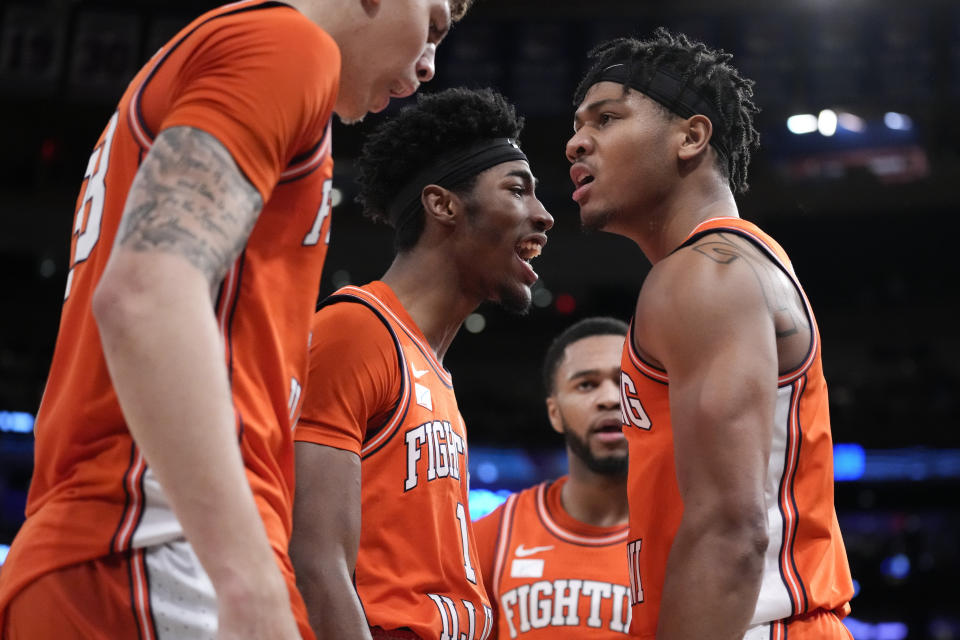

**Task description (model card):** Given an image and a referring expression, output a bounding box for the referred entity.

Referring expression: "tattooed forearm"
[117,126,263,286]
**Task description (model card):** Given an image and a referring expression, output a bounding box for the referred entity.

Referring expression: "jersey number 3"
[65,111,119,300]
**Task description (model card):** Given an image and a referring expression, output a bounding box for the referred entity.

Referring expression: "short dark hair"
[449,0,473,21]
[542,317,629,395]
[574,27,760,194]
[355,87,524,252]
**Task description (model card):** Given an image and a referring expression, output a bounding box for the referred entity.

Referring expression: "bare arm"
[638,243,776,639]
[290,441,372,640]
[92,126,299,639]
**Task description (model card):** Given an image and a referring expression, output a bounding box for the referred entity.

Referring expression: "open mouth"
[592,418,623,435]
[590,417,626,443]
[576,174,594,187]
[515,239,542,263]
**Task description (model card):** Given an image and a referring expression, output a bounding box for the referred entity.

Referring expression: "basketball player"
[289,87,553,640]
[565,30,854,639]
[0,1,471,638]
[473,317,632,639]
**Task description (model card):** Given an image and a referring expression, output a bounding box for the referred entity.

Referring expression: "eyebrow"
[566,367,618,381]
[506,168,539,189]
[573,96,627,130]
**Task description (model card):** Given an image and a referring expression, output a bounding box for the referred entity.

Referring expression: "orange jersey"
[619,217,854,638]
[0,0,338,628]
[473,477,631,639]
[295,282,493,640]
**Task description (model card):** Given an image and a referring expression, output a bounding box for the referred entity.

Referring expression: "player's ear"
[546,396,563,435]
[677,114,712,161]
[421,185,458,229]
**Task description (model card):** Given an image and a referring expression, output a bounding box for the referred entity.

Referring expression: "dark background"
[1,0,958,637]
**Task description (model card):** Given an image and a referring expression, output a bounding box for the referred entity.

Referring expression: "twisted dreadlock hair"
[355,87,524,252]
[574,28,760,193]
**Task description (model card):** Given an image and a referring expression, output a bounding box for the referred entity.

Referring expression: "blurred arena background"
[1,0,958,637]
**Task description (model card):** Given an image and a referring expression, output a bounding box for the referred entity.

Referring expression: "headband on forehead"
[596,63,729,160]
[387,138,529,235]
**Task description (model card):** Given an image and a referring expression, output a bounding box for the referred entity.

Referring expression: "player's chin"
[580,205,614,233]
[335,107,366,126]
[333,95,369,125]
[495,282,532,316]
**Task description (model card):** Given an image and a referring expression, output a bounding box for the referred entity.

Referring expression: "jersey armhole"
[491,493,520,591]
[675,227,818,383]
[315,294,408,450]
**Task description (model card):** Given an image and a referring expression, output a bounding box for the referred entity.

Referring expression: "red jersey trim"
[625,319,668,385]
[535,482,630,546]
[111,445,148,553]
[129,548,159,640]
[279,123,331,182]
[314,290,412,459]
[490,493,520,592]
[777,375,809,615]
[337,286,453,388]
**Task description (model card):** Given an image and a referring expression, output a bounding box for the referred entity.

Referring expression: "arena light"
[881,554,911,581]
[884,112,913,131]
[468,489,511,520]
[837,112,866,133]
[786,113,818,134]
[0,544,8,566]
[817,109,838,137]
[0,411,34,434]
[465,313,486,334]
[842,618,908,640]
[833,443,866,481]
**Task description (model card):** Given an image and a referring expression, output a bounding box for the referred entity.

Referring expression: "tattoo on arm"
[117,126,264,286]
[691,234,808,339]
[693,242,741,265]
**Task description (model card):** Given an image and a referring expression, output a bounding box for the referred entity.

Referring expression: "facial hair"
[496,283,532,315]
[580,207,616,233]
[461,194,532,316]
[561,416,628,477]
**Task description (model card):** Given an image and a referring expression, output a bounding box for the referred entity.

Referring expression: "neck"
[617,171,740,265]
[560,458,629,528]
[381,248,483,363]
[284,0,351,36]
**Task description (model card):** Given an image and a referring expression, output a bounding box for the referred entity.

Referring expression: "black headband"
[596,63,729,160]
[387,138,529,234]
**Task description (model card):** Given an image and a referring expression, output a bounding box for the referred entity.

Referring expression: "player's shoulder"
[649,230,766,304]
[199,3,339,65]
[310,289,399,359]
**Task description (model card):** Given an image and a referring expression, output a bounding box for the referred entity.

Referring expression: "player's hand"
[215,574,302,640]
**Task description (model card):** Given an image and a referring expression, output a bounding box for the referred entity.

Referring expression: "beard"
[561,416,628,477]
[495,282,532,316]
[580,206,616,233]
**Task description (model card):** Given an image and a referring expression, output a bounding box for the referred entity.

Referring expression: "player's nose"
[598,378,620,408]
[531,197,554,232]
[416,43,437,82]
[565,130,593,163]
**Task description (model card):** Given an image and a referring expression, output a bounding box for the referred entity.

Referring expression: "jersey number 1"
[455,502,477,584]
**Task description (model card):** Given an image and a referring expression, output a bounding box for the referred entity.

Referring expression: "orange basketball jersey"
[0,0,339,630]
[473,477,631,639]
[295,282,493,640]
[619,217,854,638]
